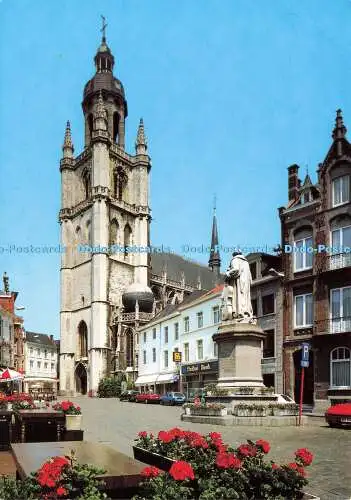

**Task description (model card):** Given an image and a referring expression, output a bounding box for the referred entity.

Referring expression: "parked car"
[136,392,161,404]
[119,390,139,402]
[160,392,186,406]
[325,402,351,428]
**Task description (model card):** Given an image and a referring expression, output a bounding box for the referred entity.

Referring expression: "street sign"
[173,351,182,363]
[301,343,310,368]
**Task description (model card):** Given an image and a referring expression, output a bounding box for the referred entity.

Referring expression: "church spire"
[135,118,147,154]
[62,121,74,158]
[94,15,114,73]
[208,196,221,281]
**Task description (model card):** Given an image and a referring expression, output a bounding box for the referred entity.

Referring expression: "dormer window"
[302,192,311,204]
[332,175,350,207]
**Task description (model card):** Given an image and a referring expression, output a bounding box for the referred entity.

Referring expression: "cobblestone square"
[75,397,351,500]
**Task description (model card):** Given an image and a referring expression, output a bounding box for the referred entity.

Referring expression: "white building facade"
[24,332,58,396]
[136,287,222,397]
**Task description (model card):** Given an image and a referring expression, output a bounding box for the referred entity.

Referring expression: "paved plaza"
[73,397,351,500]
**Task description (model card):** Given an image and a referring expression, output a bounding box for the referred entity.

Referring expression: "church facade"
[59,30,221,396]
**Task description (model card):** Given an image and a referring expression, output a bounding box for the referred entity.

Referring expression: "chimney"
[288,164,300,202]
[50,335,54,342]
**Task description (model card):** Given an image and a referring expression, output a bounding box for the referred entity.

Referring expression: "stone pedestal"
[213,320,265,390]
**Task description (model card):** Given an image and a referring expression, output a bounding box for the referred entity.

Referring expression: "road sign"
[173,351,182,363]
[301,343,310,368]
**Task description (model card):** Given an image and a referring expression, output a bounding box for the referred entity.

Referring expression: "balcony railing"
[329,253,351,271]
[314,316,351,335]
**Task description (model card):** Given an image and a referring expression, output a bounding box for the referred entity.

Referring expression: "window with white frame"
[213,306,220,324]
[30,347,33,356]
[197,312,203,328]
[143,350,146,364]
[184,343,189,362]
[164,326,168,343]
[330,286,351,333]
[44,362,48,371]
[30,360,34,370]
[36,348,40,357]
[143,332,147,343]
[294,293,313,327]
[164,350,168,368]
[331,225,351,257]
[330,347,350,388]
[51,363,54,371]
[37,361,41,369]
[152,348,156,363]
[152,328,156,340]
[174,323,179,341]
[332,175,350,207]
[197,339,203,360]
[184,317,189,333]
[294,237,313,271]
[44,350,48,359]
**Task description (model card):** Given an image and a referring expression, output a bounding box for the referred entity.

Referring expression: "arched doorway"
[75,363,87,395]
[293,349,314,405]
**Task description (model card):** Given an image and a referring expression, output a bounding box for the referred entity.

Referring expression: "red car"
[325,403,351,428]
[136,392,160,404]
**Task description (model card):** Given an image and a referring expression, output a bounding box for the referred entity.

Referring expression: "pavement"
[74,397,351,500]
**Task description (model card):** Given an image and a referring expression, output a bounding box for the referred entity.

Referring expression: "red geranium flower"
[237,444,257,458]
[158,430,175,443]
[141,466,161,478]
[287,462,306,476]
[190,436,209,449]
[138,431,148,438]
[168,427,186,439]
[271,463,280,470]
[216,452,241,470]
[256,439,270,454]
[209,432,222,441]
[295,448,313,466]
[169,461,195,481]
[56,486,68,497]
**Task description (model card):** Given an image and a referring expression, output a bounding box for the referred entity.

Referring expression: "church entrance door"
[75,363,87,395]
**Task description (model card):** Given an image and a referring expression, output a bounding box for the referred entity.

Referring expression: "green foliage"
[97,376,122,398]
[0,475,41,500]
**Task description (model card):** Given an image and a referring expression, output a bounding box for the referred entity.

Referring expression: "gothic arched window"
[78,321,88,358]
[124,224,132,258]
[82,170,91,199]
[86,220,91,245]
[113,112,120,143]
[113,167,127,201]
[125,328,134,368]
[87,114,93,139]
[110,219,119,246]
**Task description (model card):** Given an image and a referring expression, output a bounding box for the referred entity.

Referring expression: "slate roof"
[25,331,56,347]
[150,252,223,290]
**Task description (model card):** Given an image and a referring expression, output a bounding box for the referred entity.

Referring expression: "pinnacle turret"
[208,198,221,282]
[135,118,148,154]
[332,109,347,141]
[62,121,74,158]
[94,91,107,131]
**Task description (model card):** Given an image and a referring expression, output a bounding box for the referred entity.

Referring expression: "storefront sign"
[173,351,182,362]
[181,360,218,375]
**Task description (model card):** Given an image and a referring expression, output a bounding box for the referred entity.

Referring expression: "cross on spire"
[101,15,107,42]
[213,194,217,214]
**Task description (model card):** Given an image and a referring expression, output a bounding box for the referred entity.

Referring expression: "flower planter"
[189,408,227,417]
[66,414,82,430]
[272,408,298,417]
[235,407,267,417]
[133,446,176,472]
[7,403,13,411]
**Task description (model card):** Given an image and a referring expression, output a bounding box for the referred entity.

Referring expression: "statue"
[221,250,255,323]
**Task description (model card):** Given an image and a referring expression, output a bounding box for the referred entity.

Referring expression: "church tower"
[59,23,152,396]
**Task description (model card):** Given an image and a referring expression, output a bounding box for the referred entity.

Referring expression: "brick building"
[279,110,351,411]
[0,273,25,373]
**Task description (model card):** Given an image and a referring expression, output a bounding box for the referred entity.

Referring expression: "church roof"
[150,252,222,290]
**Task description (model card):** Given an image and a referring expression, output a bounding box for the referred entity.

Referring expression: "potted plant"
[183,402,227,417]
[0,450,107,499]
[53,401,82,430]
[234,403,267,417]
[270,403,298,416]
[236,386,255,395]
[133,431,177,471]
[132,429,318,499]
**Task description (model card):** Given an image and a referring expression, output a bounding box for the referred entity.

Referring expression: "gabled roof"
[25,331,56,347]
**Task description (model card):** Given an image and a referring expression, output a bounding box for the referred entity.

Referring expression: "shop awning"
[134,375,157,386]
[156,373,179,384]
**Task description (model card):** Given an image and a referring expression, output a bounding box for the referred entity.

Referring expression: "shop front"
[155,373,179,395]
[134,374,157,393]
[181,360,218,399]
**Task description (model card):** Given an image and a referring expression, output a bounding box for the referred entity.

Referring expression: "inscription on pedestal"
[219,343,233,358]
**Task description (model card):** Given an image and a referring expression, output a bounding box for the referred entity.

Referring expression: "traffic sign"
[301,343,310,368]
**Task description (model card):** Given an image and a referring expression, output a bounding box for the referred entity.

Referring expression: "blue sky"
[1,0,351,338]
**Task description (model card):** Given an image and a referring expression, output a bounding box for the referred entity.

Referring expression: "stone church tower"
[59,30,152,396]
